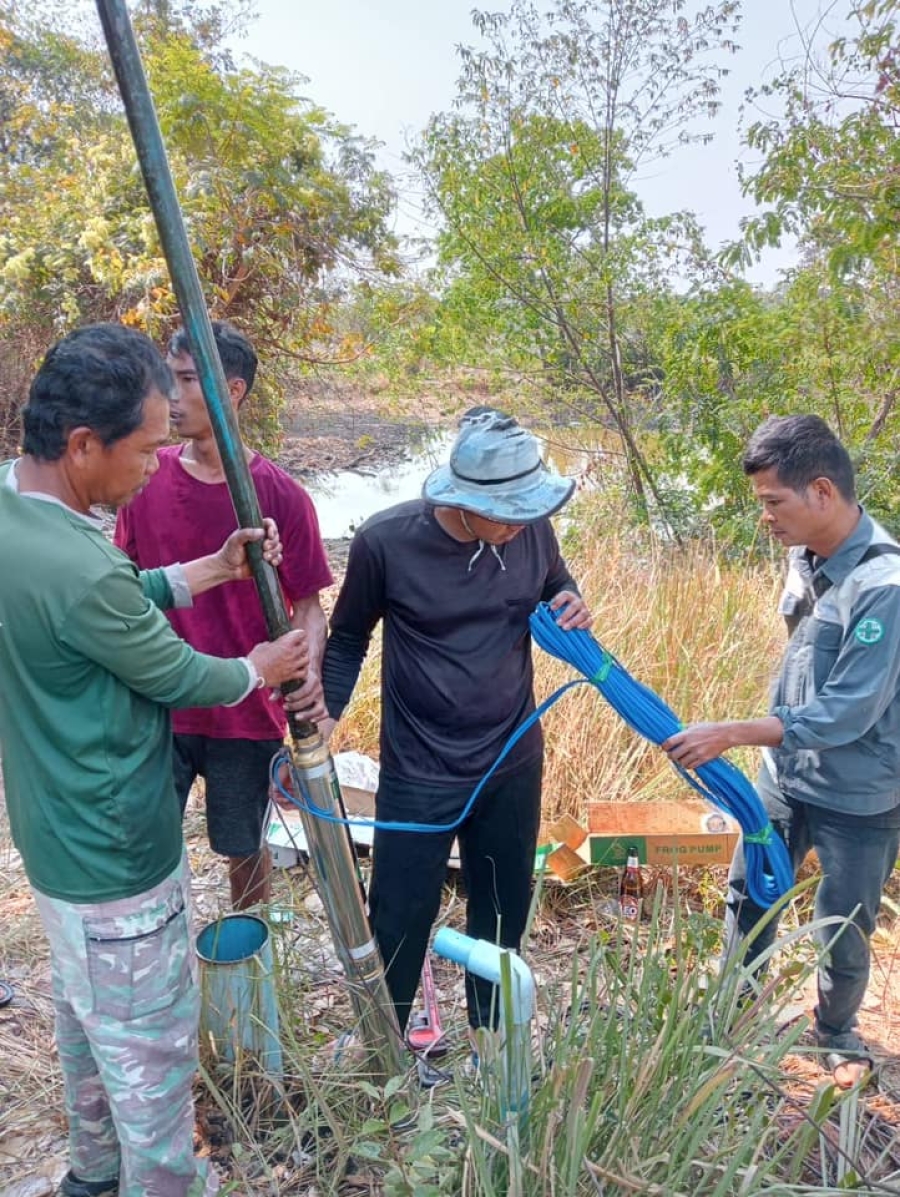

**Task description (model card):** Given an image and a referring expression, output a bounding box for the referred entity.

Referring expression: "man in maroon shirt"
[116,322,332,909]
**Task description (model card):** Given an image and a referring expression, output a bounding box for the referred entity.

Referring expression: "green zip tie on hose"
[744,823,774,846]
[590,652,614,686]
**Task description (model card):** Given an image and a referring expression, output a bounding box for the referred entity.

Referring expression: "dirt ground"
[274,379,466,578]
[2,388,900,1192]
[276,379,456,476]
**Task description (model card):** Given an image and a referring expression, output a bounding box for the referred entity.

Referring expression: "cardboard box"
[266,750,385,868]
[581,800,740,868]
[266,783,377,868]
[537,813,590,881]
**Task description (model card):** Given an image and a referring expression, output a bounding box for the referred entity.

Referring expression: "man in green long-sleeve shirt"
[0,324,307,1197]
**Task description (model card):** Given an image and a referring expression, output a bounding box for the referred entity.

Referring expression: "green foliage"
[337,278,444,385]
[349,1089,461,1196]
[651,280,800,544]
[400,0,900,546]
[706,2,900,539]
[4,0,900,536]
[652,266,900,544]
[412,0,741,529]
[735,1,900,281]
[0,0,400,447]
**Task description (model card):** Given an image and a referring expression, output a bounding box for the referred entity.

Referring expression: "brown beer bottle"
[619,846,644,919]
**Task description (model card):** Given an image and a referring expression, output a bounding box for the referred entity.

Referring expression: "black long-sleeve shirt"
[323,499,578,786]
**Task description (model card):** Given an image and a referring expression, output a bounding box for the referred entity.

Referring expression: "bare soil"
[2,387,900,1192]
[273,380,464,578]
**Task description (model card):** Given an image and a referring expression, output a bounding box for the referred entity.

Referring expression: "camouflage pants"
[33,853,219,1196]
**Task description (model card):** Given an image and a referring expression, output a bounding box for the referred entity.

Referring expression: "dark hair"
[168,320,258,397]
[743,414,856,502]
[21,324,173,461]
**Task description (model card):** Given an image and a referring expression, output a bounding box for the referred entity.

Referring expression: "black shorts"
[172,734,284,858]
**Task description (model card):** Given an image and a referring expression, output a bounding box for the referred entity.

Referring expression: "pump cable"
[528,602,794,908]
[270,602,795,909]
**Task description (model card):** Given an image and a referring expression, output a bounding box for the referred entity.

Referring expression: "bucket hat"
[423,409,575,525]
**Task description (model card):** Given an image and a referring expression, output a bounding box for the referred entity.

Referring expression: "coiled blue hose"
[529,602,794,908]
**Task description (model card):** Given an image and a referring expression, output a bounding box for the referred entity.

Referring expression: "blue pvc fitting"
[432,927,474,968]
[432,928,535,1118]
[432,928,535,1026]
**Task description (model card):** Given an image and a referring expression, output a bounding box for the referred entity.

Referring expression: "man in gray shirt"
[319,410,592,1038]
[664,414,900,1089]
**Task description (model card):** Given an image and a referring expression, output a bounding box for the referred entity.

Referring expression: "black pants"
[726,768,900,1044]
[368,760,543,1033]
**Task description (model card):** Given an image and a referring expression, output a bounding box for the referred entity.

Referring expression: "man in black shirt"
[318,410,592,1035]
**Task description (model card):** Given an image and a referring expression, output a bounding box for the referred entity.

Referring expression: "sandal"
[825,1050,875,1090]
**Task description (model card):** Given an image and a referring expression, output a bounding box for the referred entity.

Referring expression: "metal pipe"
[94,0,404,1080]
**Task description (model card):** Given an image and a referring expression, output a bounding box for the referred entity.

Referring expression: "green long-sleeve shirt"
[0,460,252,901]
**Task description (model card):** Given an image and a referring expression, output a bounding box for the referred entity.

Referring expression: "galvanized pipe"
[95,0,404,1080]
[433,928,534,1122]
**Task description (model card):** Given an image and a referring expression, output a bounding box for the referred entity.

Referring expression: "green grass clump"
[203,870,898,1194]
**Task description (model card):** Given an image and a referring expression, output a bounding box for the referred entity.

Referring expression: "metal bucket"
[196,914,283,1080]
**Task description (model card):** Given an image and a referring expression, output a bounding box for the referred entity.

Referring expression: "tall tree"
[413,0,740,528]
[726,0,900,528]
[0,0,400,443]
[736,0,900,282]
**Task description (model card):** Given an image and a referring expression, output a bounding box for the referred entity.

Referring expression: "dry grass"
[540,532,782,821]
[2,508,900,1194]
[333,498,785,828]
[0,830,68,1192]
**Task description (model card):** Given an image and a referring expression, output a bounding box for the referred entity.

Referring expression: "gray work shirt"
[323,499,578,786]
[768,510,900,815]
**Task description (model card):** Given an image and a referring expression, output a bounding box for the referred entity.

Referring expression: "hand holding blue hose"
[529,603,794,908]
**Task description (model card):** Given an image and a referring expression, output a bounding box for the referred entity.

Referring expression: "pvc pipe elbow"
[433,928,534,1025]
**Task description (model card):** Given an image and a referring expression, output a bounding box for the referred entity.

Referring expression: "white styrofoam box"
[265,751,378,867]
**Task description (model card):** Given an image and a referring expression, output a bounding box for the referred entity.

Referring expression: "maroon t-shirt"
[115,446,333,739]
